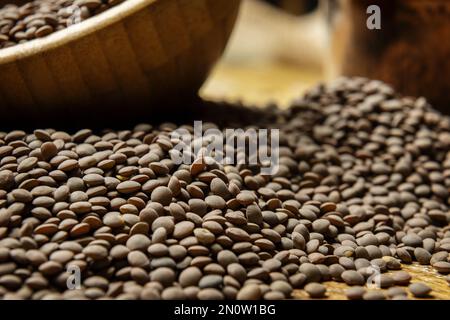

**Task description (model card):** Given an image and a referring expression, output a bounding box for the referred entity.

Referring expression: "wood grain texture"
[0,0,241,125]
[293,264,450,300]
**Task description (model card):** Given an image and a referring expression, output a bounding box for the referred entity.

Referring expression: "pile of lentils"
[0,0,125,49]
[1,77,450,300]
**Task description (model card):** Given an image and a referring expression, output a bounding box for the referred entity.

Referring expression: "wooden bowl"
[0,0,241,126]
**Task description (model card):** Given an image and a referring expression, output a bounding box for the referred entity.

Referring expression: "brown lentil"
[0,77,449,301]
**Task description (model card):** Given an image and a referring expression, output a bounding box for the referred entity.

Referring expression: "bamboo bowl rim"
[0,0,159,64]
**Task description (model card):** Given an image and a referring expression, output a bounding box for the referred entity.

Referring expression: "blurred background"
[201,0,450,110]
[1,0,448,111]
[201,0,325,107]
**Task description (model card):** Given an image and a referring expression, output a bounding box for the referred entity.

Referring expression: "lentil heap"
[1,77,450,300]
[0,0,125,49]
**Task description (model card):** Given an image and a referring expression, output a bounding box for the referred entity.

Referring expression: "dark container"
[330,0,450,111]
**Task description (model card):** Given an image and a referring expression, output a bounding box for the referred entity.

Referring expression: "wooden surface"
[201,60,321,108]
[293,264,450,300]
[200,0,325,108]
